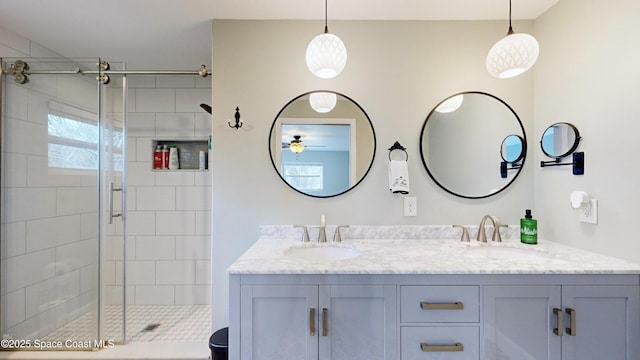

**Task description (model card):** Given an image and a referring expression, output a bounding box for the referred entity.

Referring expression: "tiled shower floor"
[42,305,210,343]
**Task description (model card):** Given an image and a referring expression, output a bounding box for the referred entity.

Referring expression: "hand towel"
[389,160,410,194]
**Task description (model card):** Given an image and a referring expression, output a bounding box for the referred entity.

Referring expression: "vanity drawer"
[401,326,479,360]
[400,286,479,323]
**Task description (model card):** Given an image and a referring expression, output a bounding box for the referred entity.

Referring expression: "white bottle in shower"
[168,145,179,170]
[199,151,206,170]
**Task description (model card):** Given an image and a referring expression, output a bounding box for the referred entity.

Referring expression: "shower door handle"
[109,182,123,224]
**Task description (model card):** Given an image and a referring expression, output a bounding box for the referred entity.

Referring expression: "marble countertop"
[228,226,640,275]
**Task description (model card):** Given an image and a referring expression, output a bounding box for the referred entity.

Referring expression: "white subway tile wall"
[121,75,211,306]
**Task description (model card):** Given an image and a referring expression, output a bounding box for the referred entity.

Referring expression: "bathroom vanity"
[228,226,640,360]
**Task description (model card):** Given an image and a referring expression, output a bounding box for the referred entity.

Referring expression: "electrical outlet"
[404,197,417,217]
[579,199,598,224]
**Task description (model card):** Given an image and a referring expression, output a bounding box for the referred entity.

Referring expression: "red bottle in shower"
[153,145,163,169]
[161,145,170,169]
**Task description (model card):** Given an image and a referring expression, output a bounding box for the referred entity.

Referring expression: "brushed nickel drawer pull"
[420,342,464,352]
[420,301,464,310]
[322,308,328,336]
[309,307,315,336]
[553,308,564,336]
[566,308,576,336]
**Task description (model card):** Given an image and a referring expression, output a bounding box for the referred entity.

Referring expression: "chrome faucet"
[318,214,327,242]
[477,215,502,242]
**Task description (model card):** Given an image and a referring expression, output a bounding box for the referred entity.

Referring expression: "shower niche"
[152,139,209,171]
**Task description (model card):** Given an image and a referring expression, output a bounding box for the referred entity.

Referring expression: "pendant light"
[309,92,337,113]
[305,0,347,79]
[486,0,539,79]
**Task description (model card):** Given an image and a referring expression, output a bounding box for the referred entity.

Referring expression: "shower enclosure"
[1,57,213,351]
[0,58,127,349]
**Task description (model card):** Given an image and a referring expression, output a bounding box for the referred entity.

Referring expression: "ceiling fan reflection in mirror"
[282,135,325,154]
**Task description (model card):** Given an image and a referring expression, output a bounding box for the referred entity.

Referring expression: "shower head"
[200,104,212,114]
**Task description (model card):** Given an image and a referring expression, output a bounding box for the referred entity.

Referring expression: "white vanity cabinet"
[237,282,397,360]
[483,284,640,359]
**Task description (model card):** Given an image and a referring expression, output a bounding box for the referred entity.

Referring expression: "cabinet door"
[319,285,397,360]
[483,285,562,360]
[561,285,640,360]
[240,285,319,360]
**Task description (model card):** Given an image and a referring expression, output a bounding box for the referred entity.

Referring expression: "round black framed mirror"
[501,135,525,163]
[540,122,580,159]
[419,91,527,199]
[268,90,376,198]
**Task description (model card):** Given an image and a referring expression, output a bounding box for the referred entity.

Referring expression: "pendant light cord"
[507,0,514,35]
[324,0,329,33]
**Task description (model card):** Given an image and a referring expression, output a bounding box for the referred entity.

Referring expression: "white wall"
[211,19,536,329]
[534,0,640,262]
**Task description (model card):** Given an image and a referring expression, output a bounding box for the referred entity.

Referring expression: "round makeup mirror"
[501,135,525,163]
[420,91,527,199]
[268,91,376,198]
[540,122,580,159]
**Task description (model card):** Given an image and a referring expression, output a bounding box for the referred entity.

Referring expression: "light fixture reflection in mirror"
[289,135,305,153]
[309,92,337,113]
[435,94,464,113]
[420,91,526,199]
[269,91,376,198]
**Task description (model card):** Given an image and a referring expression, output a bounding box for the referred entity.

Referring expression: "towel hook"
[228,107,243,130]
[388,141,408,161]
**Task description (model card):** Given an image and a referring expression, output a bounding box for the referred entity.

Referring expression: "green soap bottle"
[520,209,538,245]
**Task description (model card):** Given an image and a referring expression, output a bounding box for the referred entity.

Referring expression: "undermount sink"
[284,244,360,261]
[463,245,553,263]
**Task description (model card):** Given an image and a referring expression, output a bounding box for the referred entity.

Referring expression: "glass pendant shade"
[486,32,540,79]
[309,92,337,113]
[435,94,464,113]
[306,32,347,79]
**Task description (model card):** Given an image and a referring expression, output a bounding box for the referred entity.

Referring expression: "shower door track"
[1,59,211,84]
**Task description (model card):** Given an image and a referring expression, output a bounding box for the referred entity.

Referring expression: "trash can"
[209,327,228,360]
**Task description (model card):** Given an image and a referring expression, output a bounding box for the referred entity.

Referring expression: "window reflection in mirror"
[420,92,526,199]
[269,91,376,198]
[501,135,525,163]
[540,122,580,159]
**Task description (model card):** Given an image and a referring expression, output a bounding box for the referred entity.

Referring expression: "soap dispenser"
[520,209,538,245]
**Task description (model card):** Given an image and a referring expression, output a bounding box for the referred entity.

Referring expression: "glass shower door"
[99,61,127,345]
[0,57,126,349]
